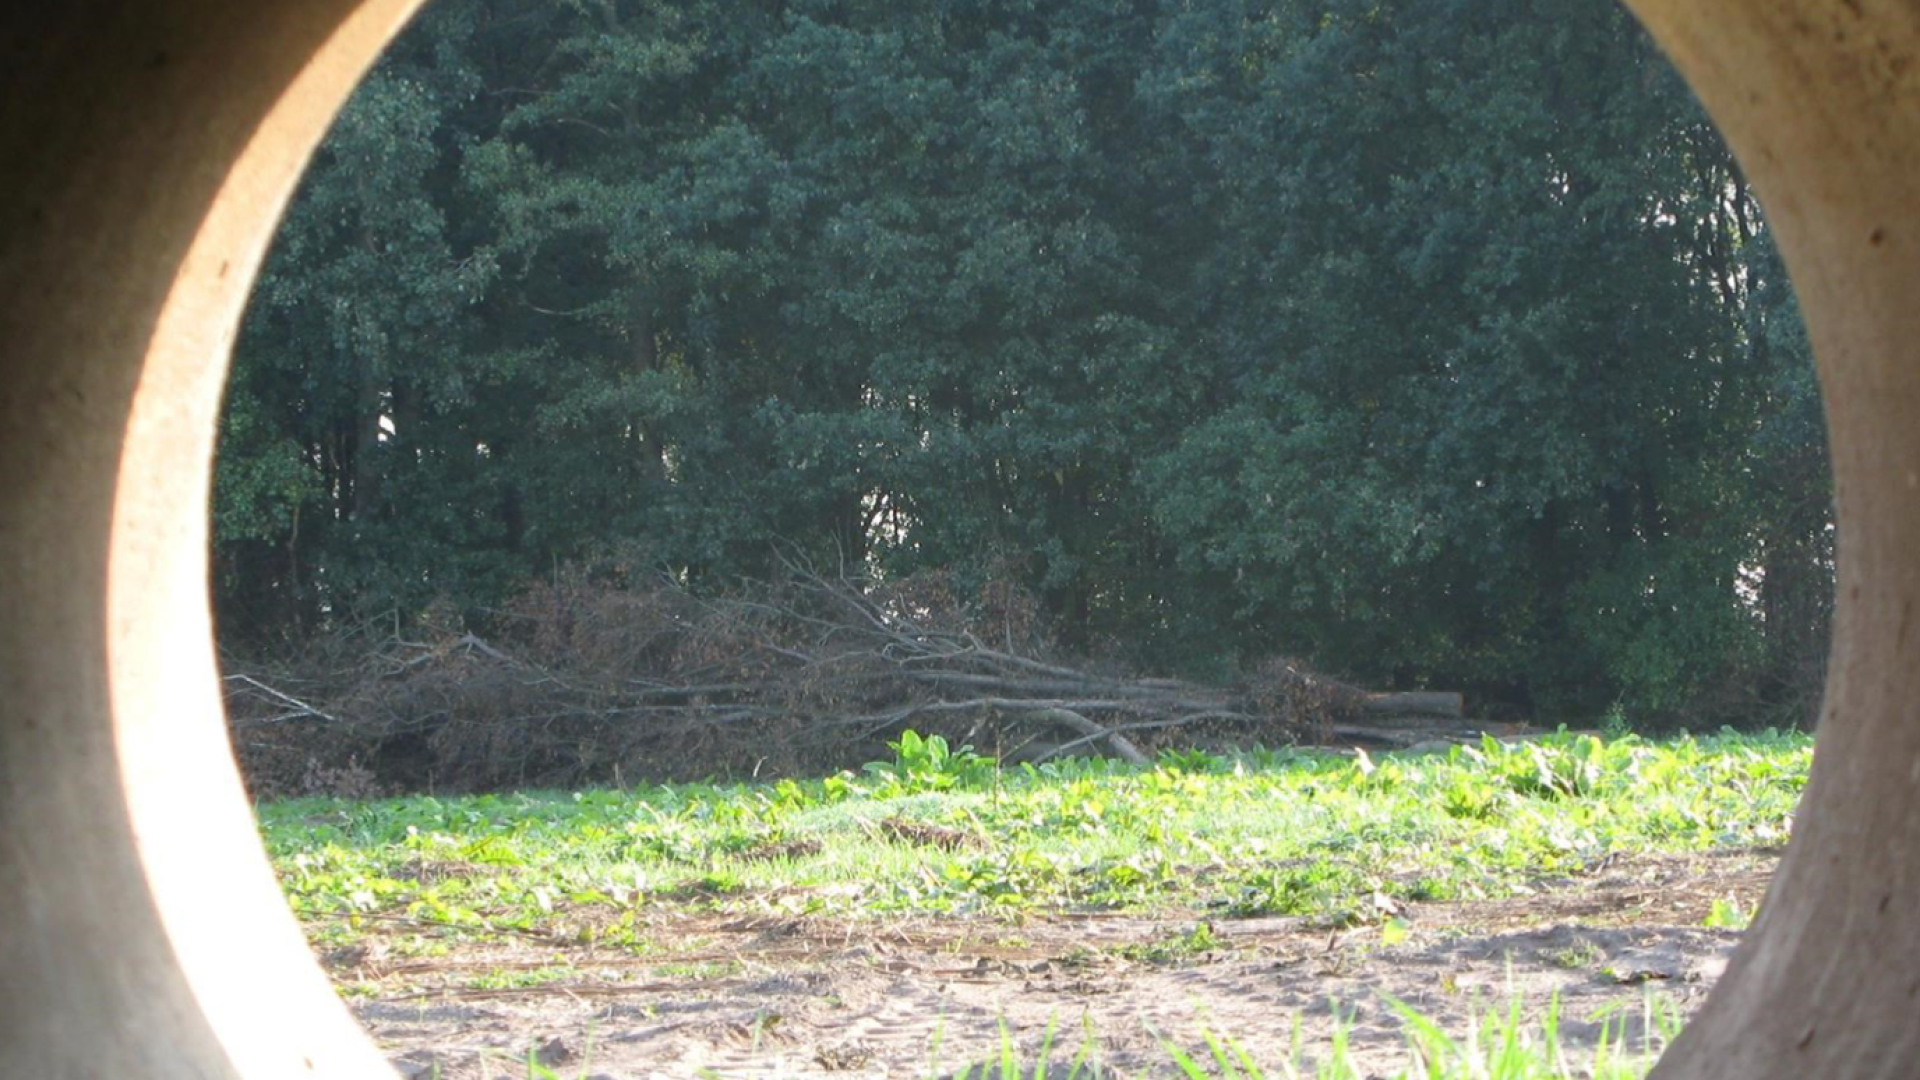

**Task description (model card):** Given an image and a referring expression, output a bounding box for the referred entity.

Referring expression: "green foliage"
[1702,895,1752,930]
[220,0,1833,723]
[1227,861,1373,920]
[260,731,1806,939]
[864,730,995,795]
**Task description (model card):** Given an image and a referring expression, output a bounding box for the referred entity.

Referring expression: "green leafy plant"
[865,731,995,796]
[1703,895,1753,930]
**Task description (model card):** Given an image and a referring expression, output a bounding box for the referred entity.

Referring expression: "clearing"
[260,731,1805,1078]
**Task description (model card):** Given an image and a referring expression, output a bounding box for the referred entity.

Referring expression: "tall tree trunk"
[632,283,669,489]
[350,351,384,523]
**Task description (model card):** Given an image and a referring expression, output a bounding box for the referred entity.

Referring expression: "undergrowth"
[260,729,1806,944]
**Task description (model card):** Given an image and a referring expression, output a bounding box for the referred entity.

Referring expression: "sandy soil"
[334,849,1775,1079]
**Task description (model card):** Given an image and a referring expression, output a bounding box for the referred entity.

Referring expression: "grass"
[1145,992,1684,1080]
[269,729,1797,1080]
[260,728,1807,946]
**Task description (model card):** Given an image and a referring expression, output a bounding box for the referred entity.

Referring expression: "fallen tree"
[1362,691,1464,719]
[225,558,1462,795]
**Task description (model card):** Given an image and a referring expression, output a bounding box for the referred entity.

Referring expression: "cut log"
[1359,691,1463,718]
[1024,707,1152,766]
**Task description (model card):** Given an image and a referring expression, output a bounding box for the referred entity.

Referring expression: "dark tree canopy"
[216,0,1831,724]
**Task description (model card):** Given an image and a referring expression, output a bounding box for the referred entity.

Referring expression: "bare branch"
[223,673,339,726]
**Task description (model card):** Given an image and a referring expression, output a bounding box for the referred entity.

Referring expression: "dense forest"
[216,0,1832,727]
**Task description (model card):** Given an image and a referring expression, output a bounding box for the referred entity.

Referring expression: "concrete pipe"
[0,1,1914,1077]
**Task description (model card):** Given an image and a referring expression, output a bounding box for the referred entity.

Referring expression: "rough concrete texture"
[0,1,1915,1076]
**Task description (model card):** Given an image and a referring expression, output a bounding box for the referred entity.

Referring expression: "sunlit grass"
[259,729,1807,946]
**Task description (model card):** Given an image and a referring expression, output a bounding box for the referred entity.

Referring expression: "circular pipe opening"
[2,3,1917,1077]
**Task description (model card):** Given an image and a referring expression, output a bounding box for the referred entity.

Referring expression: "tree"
[217,0,1831,725]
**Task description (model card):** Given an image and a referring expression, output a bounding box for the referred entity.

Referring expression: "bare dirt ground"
[339,850,1775,1079]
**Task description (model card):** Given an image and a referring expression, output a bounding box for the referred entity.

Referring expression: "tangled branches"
[227,558,1382,796]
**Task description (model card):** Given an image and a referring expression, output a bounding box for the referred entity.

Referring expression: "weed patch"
[261,730,1805,946]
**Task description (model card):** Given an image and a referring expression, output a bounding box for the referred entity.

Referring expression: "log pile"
[223,560,1469,794]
